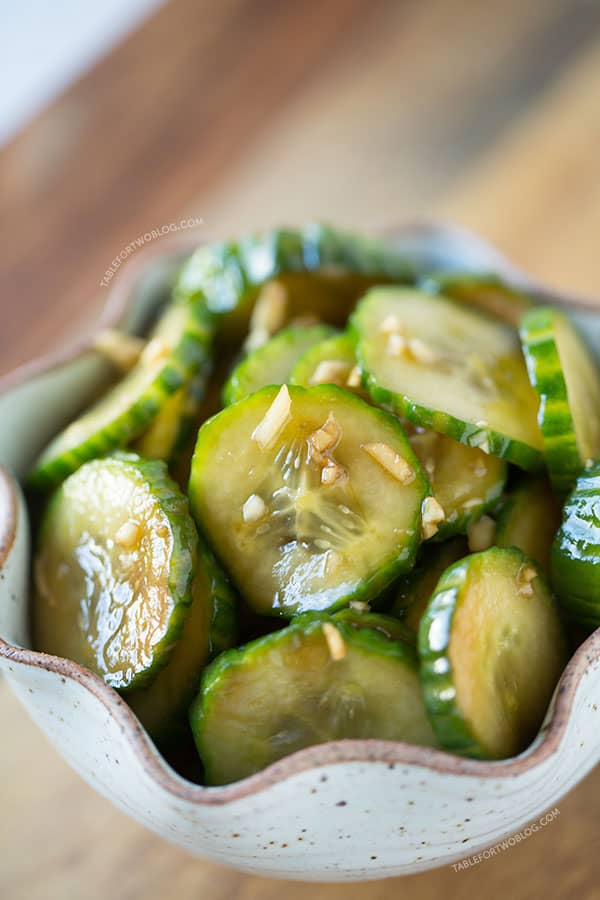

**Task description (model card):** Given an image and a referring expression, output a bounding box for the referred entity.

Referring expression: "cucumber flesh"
[223,324,335,406]
[32,453,198,691]
[128,539,237,742]
[190,612,436,785]
[419,547,567,759]
[133,371,208,467]
[175,224,413,342]
[520,307,600,492]
[391,537,468,638]
[291,332,359,390]
[352,287,543,470]
[29,302,213,490]
[408,429,506,539]
[421,273,531,327]
[551,464,600,627]
[189,384,429,617]
[496,476,561,577]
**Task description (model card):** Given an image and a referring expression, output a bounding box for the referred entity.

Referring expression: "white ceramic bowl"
[2,223,600,882]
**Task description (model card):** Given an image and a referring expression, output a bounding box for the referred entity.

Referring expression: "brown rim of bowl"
[1,221,599,806]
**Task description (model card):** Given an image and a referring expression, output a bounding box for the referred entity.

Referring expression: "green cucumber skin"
[552,465,600,626]
[175,224,414,330]
[190,612,420,784]
[418,546,565,759]
[433,463,506,542]
[34,452,199,693]
[332,609,416,644]
[222,324,335,406]
[169,369,212,467]
[29,303,214,491]
[418,555,487,758]
[519,307,584,493]
[119,453,199,692]
[189,384,430,617]
[391,537,468,638]
[128,535,237,744]
[349,305,543,473]
[203,539,240,659]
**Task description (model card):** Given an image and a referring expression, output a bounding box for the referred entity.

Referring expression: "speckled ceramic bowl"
[1,223,599,882]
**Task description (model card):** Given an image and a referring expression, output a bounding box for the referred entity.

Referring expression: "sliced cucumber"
[132,371,208,466]
[128,539,237,742]
[189,384,429,617]
[32,453,198,691]
[352,287,543,470]
[496,476,561,577]
[408,429,506,539]
[223,324,335,406]
[520,307,600,493]
[419,547,567,759]
[29,302,213,490]
[332,608,415,644]
[551,464,600,627]
[170,354,236,489]
[175,223,413,342]
[391,537,468,638]
[291,332,358,389]
[421,273,531,327]
[190,612,436,785]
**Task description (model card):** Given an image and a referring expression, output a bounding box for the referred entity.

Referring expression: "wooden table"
[2,0,600,896]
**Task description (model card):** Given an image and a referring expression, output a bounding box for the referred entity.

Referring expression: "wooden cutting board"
[1,0,600,896]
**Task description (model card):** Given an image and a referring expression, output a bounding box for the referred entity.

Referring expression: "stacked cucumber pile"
[29,225,600,786]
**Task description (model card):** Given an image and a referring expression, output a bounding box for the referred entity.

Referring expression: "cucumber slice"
[128,539,238,742]
[290,332,358,389]
[419,547,567,759]
[175,223,413,342]
[222,324,335,406]
[132,371,208,466]
[189,384,429,617]
[32,453,198,691]
[190,612,436,785]
[496,476,561,577]
[408,430,506,539]
[520,307,600,493]
[352,287,543,470]
[391,537,468,638]
[170,354,237,489]
[29,302,213,490]
[332,608,415,644]
[421,273,531,327]
[551,464,600,627]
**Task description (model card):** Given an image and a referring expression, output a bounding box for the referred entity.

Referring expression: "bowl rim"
[2,220,599,806]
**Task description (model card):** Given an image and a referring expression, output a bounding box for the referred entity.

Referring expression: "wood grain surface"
[1,0,600,896]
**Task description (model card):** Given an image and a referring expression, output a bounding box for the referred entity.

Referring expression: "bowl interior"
[1,222,599,778]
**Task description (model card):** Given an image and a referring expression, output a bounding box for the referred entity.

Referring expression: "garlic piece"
[346,365,362,388]
[362,442,415,485]
[251,385,292,449]
[421,496,446,539]
[93,329,144,372]
[309,360,352,386]
[322,622,347,661]
[321,461,348,486]
[244,281,289,351]
[517,564,537,596]
[115,521,141,548]
[242,494,267,523]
